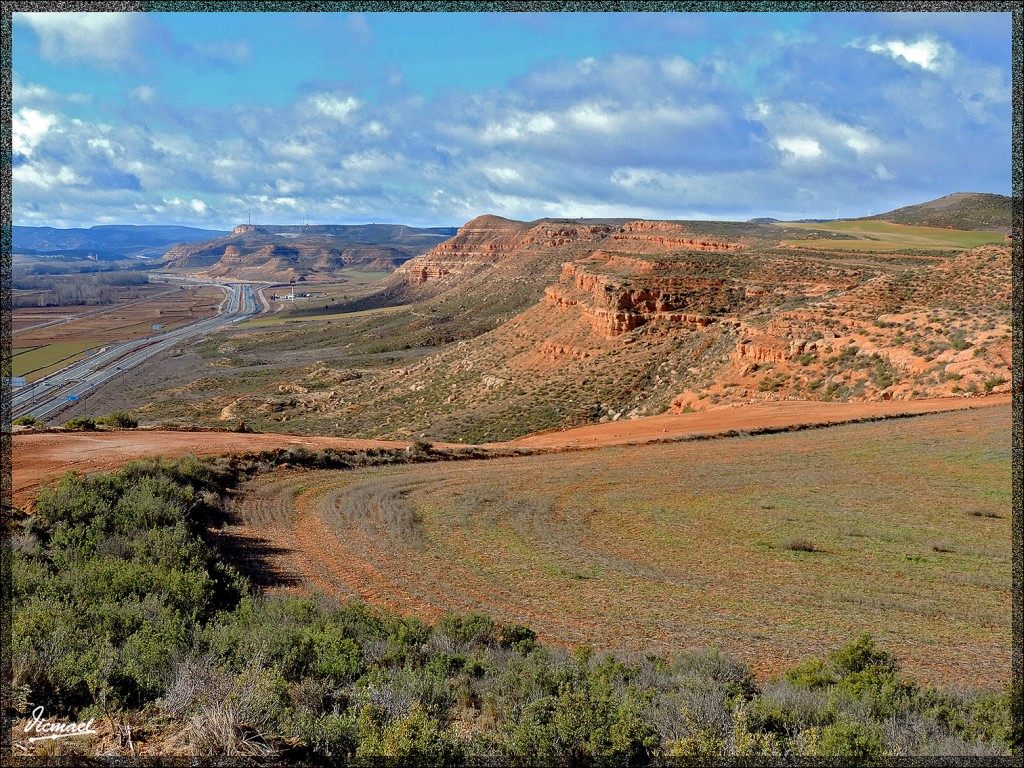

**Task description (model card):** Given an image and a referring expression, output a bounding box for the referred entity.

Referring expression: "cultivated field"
[219,405,1010,689]
[12,285,223,381]
[780,220,1006,252]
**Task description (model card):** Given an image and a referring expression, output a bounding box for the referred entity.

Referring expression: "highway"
[11,281,259,422]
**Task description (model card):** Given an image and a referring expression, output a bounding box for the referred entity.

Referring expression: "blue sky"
[12,10,1012,229]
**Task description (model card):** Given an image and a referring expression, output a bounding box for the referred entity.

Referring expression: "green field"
[780,220,1005,251]
[12,342,98,381]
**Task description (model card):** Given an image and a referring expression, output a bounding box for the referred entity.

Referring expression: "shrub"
[817,716,885,758]
[984,377,1006,392]
[499,624,538,655]
[784,537,818,553]
[356,703,466,765]
[63,416,96,431]
[410,439,434,455]
[13,415,40,427]
[434,613,497,651]
[830,634,898,677]
[97,411,139,429]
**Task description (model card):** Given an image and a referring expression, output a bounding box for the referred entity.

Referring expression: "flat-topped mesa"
[609,220,745,253]
[393,215,531,285]
[393,215,611,286]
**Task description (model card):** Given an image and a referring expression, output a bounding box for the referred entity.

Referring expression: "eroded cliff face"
[392,216,614,286]
[545,261,723,338]
[608,220,746,253]
[390,217,755,290]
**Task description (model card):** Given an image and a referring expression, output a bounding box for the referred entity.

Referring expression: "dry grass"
[228,406,1011,688]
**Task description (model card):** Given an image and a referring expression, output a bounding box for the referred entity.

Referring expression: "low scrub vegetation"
[10,456,1019,761]
[96,411,140,429]
[62,416,97,431]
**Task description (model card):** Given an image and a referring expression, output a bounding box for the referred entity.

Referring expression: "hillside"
[102,208,1010,443]
[867,192,1012,232]
[157,223,458,281]
[12,224,228,259]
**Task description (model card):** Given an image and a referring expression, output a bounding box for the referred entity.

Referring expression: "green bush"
[434,613,497,650]
[63,416,97,431]
[499,623,538,655]
[96,411,139,428]
[356,703,466,766]
[13,414,40,427]
[817,716,885,758]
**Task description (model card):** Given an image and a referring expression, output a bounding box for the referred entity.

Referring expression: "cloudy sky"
[12,10,1012,229]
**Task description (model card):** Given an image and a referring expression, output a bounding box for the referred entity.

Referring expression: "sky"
[11,10,1013,229]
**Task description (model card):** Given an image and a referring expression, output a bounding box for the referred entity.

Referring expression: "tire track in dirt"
[283,469,651,644]
[292,481,440,618]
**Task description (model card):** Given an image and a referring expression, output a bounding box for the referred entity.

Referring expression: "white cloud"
[13,108,57,156]
[861,37,948,72]
[311,94,361,121]
[660,55,696,83]
[483,167,522,184]
[874,163,895,181]
[163,197,210,216]
[775,136,823,160]
[480,111,557,143]
[16,12,140,68]
[341,150,398,173]
[568,102,620,132]
[131,85,157,103]
[14,163,82,189]
[13,81,55,102]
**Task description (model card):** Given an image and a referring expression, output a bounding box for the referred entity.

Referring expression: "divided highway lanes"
[11,281,258,422]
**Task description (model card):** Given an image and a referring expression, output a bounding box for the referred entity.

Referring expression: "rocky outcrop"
[393,216,613,287]
[608,221,745,253]
[545,261,725,338]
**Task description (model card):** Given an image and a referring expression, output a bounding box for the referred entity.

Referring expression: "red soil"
[11,394,1009,509]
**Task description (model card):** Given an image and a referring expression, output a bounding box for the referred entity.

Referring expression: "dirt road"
[499,394,1012,450]
[11,394,1009,508]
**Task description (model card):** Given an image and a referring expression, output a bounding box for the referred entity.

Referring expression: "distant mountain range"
[156,223,460,281]
[12,224,230,260]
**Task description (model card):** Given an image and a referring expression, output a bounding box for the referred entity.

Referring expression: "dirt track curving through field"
[10,394,1010,509]
[215,405,1012,687]
[9,395,1012,686]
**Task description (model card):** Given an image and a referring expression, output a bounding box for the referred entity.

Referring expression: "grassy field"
[230,406,1011,689]
[12,342,98,381]
[780,220,1005,251]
